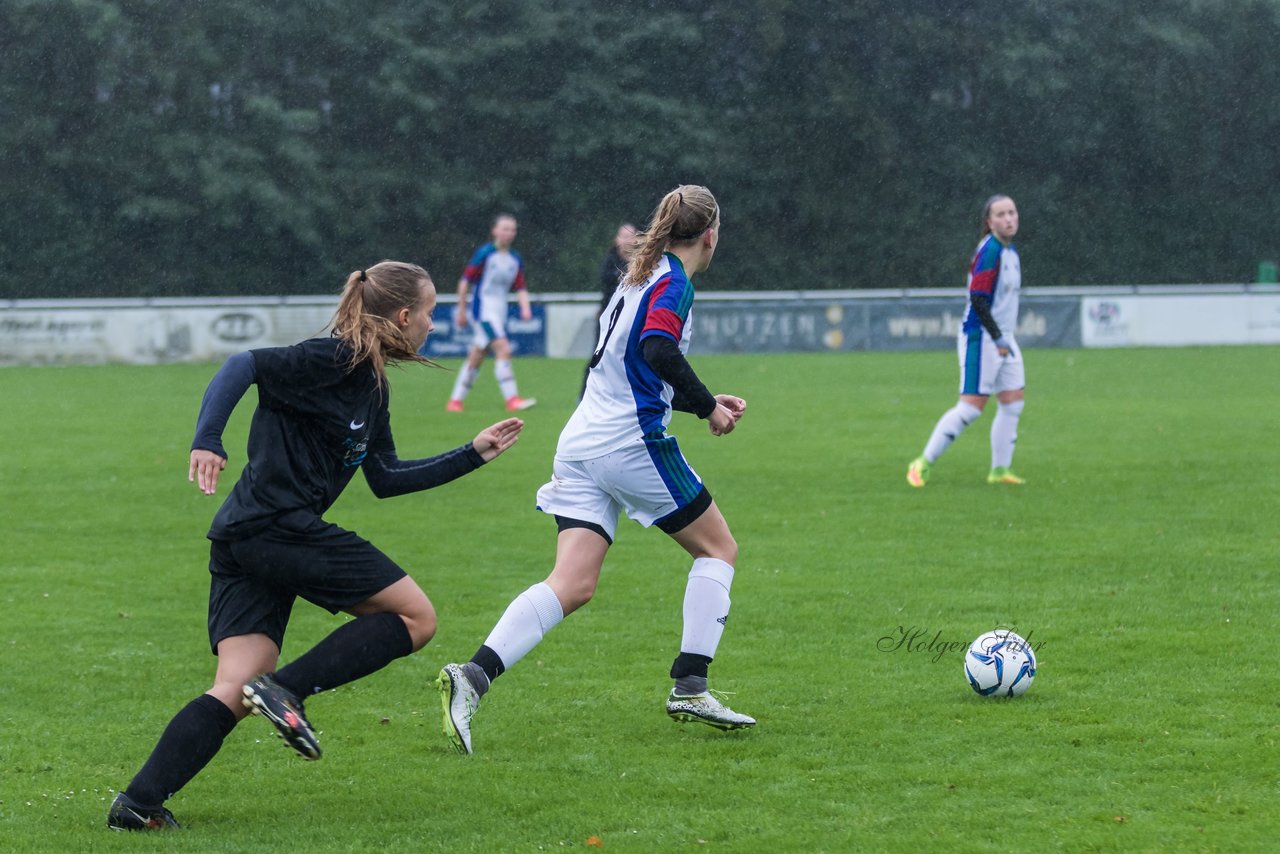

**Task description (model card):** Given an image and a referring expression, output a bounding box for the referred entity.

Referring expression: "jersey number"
[588,297,625,369]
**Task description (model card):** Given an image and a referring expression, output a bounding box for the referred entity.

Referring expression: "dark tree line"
[2,0,1277,299]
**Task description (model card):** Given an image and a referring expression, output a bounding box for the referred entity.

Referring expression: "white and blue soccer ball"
[964,628,1037,697]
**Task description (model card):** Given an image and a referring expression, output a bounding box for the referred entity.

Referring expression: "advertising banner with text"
[418,303,547,359]
[689,296,1082,354]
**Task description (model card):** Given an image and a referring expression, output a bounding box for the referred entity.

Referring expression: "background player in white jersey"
[437,185,756,754]
[446,214,536,412]
[908,194,1026,486]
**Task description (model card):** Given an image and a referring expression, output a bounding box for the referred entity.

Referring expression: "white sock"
[449,363,478,402]
[681,558,734,660]
[923,401,983,463]
[495,359,519,400]
[991,399,1024,469]
[481,582,564,671]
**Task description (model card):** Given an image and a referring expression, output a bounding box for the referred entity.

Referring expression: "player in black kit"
[107,260,523,831]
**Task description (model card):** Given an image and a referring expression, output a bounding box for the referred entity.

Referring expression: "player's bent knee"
[566,578,597,612]
[558,578,597,614]
[207,683,254,719]
[717,536,739,567]
[402,607,437,652]
[676,536,737,566]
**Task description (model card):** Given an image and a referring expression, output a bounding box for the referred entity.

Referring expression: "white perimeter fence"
[2,285,1278,366]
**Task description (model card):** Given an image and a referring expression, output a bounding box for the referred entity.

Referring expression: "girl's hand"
[189,449,228,495]
[708,404,737,436]
[715,394,746,422]
[474,418,524,462]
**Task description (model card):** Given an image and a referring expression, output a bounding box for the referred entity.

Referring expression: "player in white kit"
[437,185,756,754]
[446,214,536,412]
[908,195,1027,486]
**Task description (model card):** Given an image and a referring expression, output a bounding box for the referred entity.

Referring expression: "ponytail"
[623,185,719,286]
[330,260,438,387]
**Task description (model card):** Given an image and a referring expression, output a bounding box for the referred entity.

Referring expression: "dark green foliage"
[2,1,1278,298]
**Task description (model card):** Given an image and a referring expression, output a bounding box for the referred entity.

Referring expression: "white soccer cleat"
[436,663,480,754]
[666,690,756,730]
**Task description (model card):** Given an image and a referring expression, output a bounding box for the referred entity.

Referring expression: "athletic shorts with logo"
[958,330,1025,396]
[535,434,710,542]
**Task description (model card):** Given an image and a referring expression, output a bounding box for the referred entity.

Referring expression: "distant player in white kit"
[437,185,756,754]
[446,213,536,412]
[908,195,1026,486]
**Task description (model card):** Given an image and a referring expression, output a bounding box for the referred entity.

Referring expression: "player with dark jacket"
[107,260,523,831]
[597,223,638,314]
[581,223,638,397]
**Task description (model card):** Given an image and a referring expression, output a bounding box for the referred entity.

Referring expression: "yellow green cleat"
[907,456,931,488]
[987,467,1025,485]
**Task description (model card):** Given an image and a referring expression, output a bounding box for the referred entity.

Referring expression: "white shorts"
[958,330,1025,396]
[535,436,707,542]
[469,312,508,349]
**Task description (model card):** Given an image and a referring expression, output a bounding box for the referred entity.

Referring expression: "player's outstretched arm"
[472,417,524,462]
[362,418,524,498]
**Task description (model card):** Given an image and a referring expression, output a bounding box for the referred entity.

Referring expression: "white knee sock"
[923,401,983,463]
[450,363,479,402]
[681,558,734,659]
[482,582,564,671]
[495,359,519,400]
[991,399,1024,469]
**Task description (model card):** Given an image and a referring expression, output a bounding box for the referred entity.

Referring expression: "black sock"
[470,644,506,690]
[125,694,238,806]
[670,652,712,679]
[671,653,713,696]
[274,612,413,697]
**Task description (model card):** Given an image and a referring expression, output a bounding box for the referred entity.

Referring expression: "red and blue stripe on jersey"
[963,235,1003,334]
[639,264,695,345]
[625,256,696,436]
[461,243,495,285]
[462,242,526,318]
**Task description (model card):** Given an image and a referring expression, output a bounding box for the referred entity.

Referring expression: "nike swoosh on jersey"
[349,420,366,430]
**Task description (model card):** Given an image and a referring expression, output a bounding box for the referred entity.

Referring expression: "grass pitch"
[2,346,1278,852]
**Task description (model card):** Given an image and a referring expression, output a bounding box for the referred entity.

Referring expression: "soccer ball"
[964,628,1037,697]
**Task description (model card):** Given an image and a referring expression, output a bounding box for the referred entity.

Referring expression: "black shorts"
[207,513,407,654]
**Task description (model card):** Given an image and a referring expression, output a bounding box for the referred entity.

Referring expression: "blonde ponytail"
[623,185,719,286]
[330,260,438,387]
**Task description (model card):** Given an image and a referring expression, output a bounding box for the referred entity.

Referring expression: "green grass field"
[2,347,1278,852]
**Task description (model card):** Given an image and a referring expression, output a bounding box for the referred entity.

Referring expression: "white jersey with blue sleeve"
[556,254,695,461]
[961,235,1021,338]
[462,243,526,324]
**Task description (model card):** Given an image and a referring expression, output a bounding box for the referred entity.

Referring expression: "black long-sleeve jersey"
[192,338,484,540]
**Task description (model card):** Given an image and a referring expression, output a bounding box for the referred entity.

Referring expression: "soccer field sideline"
[1,347,1277,851]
